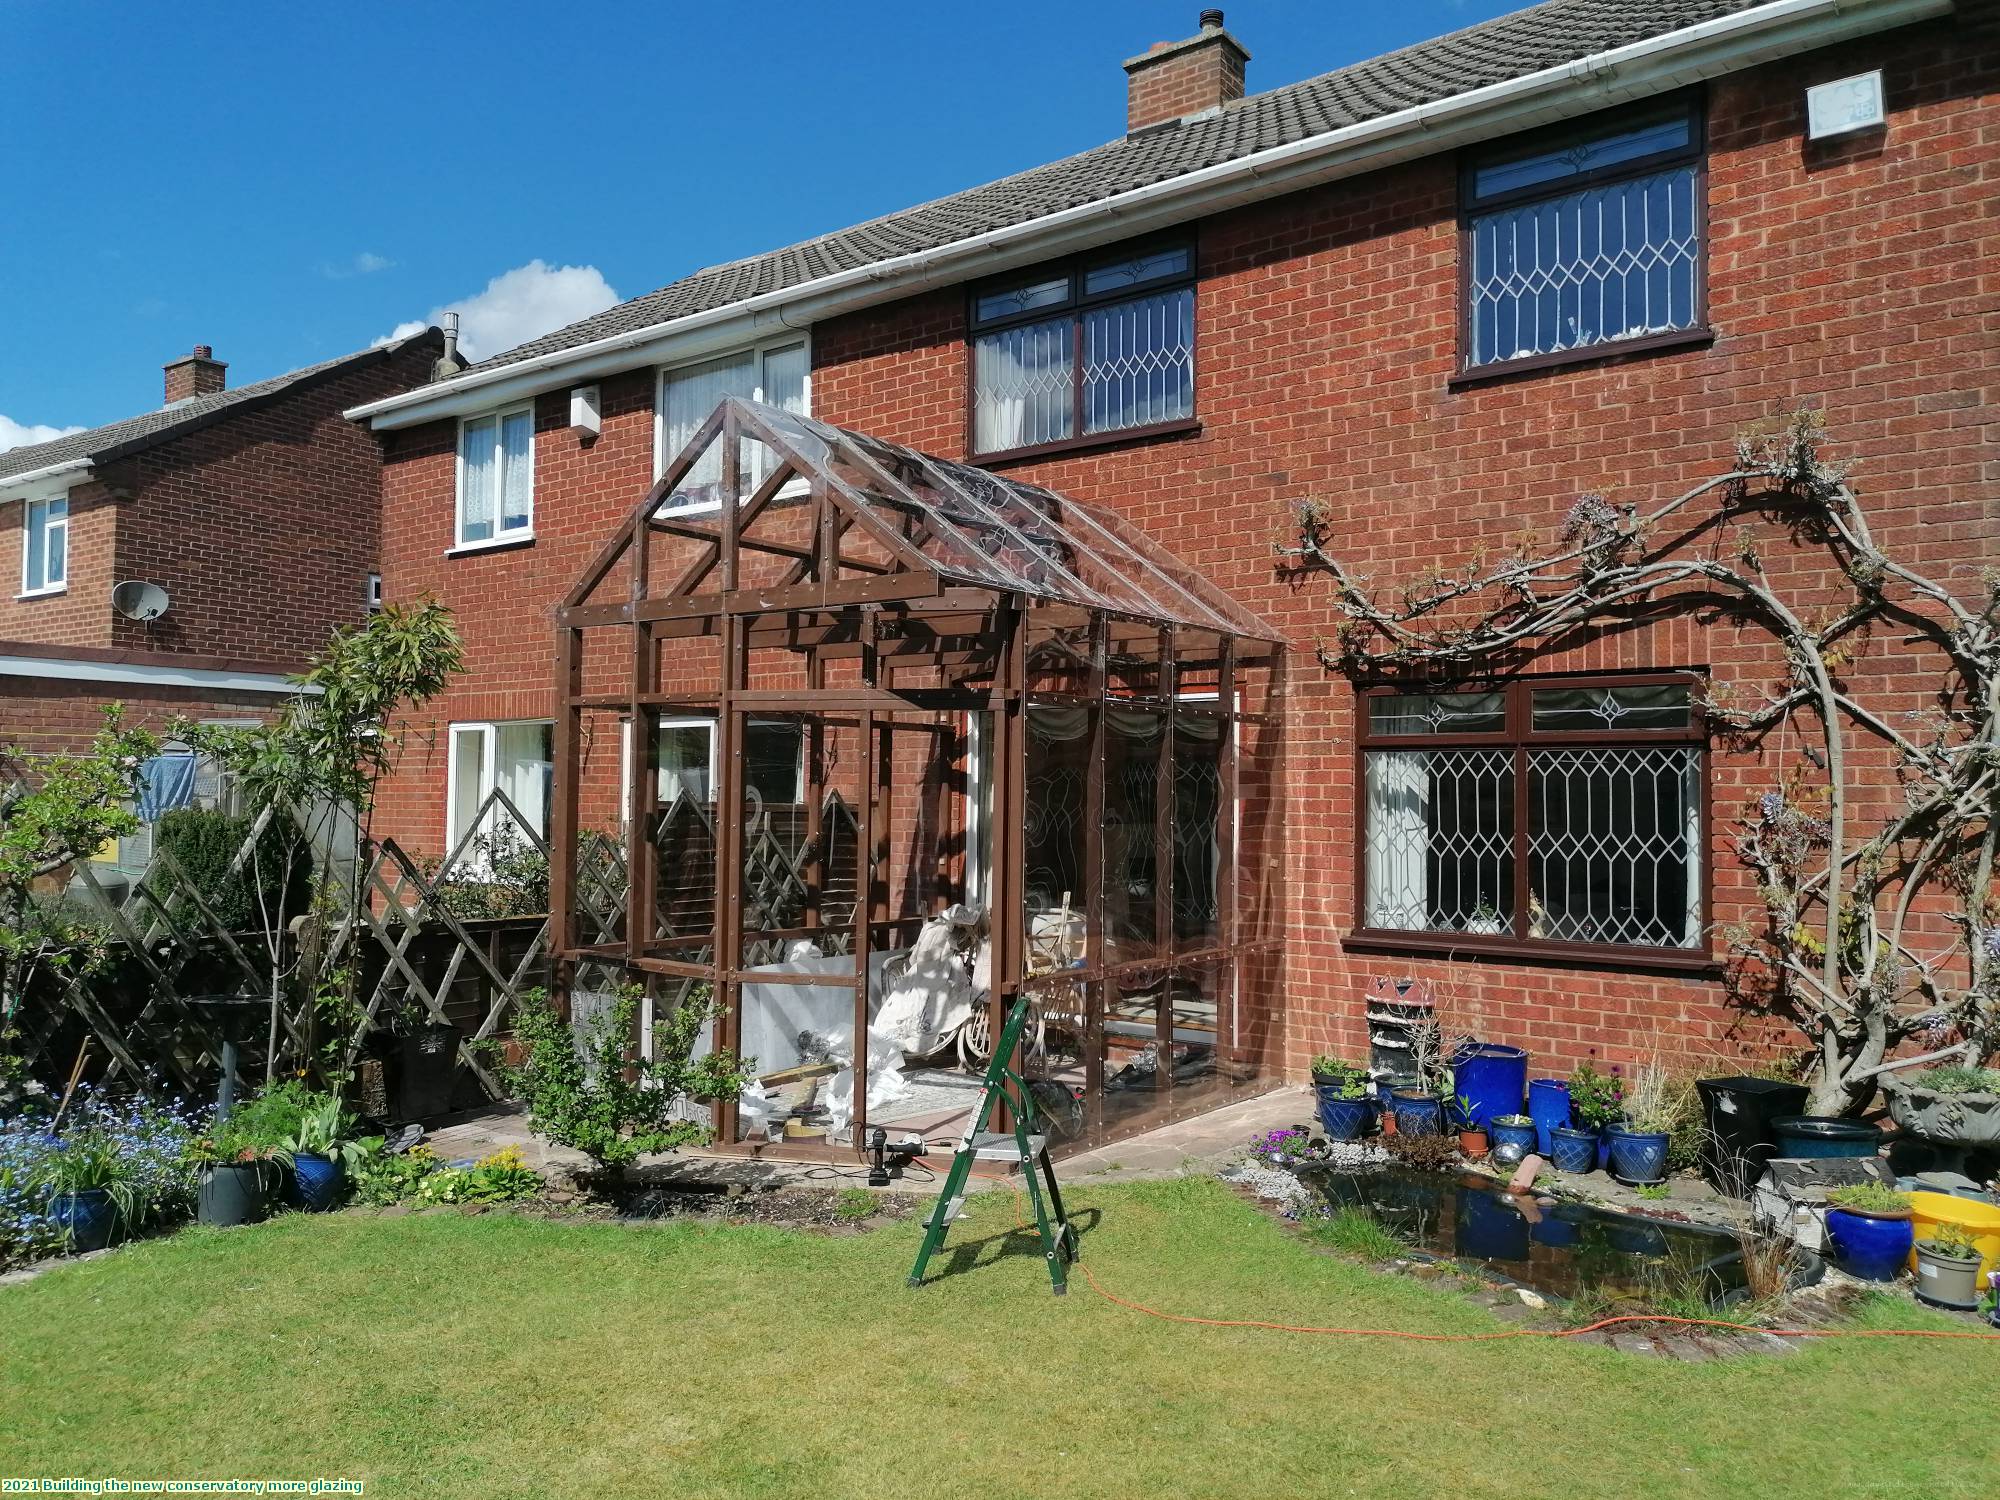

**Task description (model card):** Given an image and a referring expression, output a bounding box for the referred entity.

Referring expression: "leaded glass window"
[1463,100,1705,373]
[1359,678,1705,954]
[970,238,1195,457]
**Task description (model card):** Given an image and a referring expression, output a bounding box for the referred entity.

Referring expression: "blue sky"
[0,0,1515,446]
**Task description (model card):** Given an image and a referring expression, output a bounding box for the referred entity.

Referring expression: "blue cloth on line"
[136,754,198,822]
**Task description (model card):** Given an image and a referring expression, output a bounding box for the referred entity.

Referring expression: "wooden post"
[852,607,879,1149]
[1083,613,1108,1142]
[550,626,583,1017]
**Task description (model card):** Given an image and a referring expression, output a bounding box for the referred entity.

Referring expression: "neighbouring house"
[349,0,1998,1153]
[0,330,447,876]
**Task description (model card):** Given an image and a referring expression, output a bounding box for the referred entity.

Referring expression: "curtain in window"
[656,723,713,805]
[493,722,552,839]
[460,419,498,542]
[499,411,533,532]
[43,501,65,585]
[973,318,1072,453]
[665,351,755,496]
[1364,751,1429,929]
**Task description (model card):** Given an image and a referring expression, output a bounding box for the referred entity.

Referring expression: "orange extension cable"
[1002,1186,2000,1345]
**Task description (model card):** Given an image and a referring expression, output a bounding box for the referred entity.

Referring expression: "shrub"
[1382,1130,1459,1171]
[152,807,311,932]
[498,986,750,1184]
[1308,1057,1368,1098]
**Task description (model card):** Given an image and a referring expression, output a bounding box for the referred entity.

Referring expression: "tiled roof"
[467,0,1760,374]
[0,330,439,485]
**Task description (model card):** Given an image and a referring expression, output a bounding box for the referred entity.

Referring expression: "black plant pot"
[395,1023,461,1123]
[198,1162,274,1227]
[1696,1075,1810,1193]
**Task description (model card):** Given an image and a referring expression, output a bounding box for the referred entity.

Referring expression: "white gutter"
[0,653,315,696]
[0,459,93,502]
[349,0,1951,432]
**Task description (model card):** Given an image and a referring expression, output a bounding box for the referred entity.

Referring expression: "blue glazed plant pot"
[1527,1078,1571,1155]
[1607,1128,1670,1185]
[50,1188,118,1252]
[1549,1125,1599,1174]
[1489,1116,1540,1166]
[1593,1119,1629,1171]
[1390,1091,1444,1138]
[1825,1207,1914,1282]
[286,1153,344,1212]
[1313,1083,1371,1142]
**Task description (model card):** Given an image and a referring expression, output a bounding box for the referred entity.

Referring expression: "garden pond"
[1299,1164,1777,1307]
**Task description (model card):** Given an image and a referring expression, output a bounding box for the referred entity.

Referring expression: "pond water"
[1300,1164,1750,1306]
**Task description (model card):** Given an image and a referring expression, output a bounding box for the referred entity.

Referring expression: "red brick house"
[1,331,445,865]
[351,0,1996,1147]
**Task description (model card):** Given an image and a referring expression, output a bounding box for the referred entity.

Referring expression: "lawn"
[2,1176,1992,1500]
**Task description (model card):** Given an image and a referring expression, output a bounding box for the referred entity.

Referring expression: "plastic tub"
[1770,1116,1882,1159]
[1696,1075,1811,1191]
[1452,1044,1528,1131]
[1905,1190,2000,1280]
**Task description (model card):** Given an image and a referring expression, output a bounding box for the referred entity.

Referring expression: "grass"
[1301,1204,1407,1260]
[2,1176,1994,1500]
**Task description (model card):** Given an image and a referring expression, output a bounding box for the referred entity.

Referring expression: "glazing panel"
[1102,707,1163,965]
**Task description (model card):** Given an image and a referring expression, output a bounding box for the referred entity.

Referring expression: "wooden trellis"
[12,780,862,1110]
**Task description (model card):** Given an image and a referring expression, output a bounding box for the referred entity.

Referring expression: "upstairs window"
[21,495,67,595]
[969,238,1196,459]
[1462,99,1705,376]
[456,406,534,548]
[1357,677,1705,958]
[657,339,808,511]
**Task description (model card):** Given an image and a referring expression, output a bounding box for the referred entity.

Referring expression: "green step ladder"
[907,994,1079,1295]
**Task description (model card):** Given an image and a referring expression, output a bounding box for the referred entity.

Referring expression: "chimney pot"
[1123,12,1249,134]
[163,344,227,404]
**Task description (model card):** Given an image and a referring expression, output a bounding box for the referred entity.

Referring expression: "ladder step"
[940,1195,966,1224]
[969,1131,1048,1163]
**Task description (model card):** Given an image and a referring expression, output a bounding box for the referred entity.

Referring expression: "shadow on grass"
[912,1204,1103,1288]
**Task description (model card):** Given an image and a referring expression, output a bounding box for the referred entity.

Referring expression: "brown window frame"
[1348,672,1716,973]
[1454,94,1711,386]
[965,233,1199,464]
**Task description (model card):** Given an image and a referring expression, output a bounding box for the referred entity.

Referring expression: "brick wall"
[372,11,1999,1079]
[0,674,288,757]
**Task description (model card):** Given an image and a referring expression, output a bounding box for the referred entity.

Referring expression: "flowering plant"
[1568,1062,1626,1129]
[1248,1127,1331,1168]
[1,1091,202,1262]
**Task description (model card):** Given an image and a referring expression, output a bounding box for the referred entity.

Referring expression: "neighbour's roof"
[469,0,1760,375]
[0,330,440,486]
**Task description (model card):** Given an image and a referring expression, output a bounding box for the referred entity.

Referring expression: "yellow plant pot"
[1905,1191,2000,1279]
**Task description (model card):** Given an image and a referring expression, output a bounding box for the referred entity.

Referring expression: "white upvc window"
[654,336,809,512]
[619,716,804,819]
[455,405,535,549]
[446,720,553,864]
[21,494,68,596]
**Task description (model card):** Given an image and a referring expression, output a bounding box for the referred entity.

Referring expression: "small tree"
[0,709,160,1105]
[501,986,751,1186]
[1279,410,2000,1115]
[185,598,464,1080]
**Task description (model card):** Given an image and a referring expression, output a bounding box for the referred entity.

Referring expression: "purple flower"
[1760,791,1785,821]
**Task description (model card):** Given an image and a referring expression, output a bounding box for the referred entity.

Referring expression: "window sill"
[16,585,67,601]
[975,417,1201,469]
[1449,327,1714,389]
[446,533,535,558]
[1343,926,1722,978]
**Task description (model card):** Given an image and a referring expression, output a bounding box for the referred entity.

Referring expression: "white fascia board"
[0,653,318,696]
[348,0,1951,433]
[0,461,93,503]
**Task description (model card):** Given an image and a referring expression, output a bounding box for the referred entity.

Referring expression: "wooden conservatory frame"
[549,396,1285,1155]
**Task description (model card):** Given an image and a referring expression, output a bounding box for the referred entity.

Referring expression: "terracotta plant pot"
[1457,1129,1489,1160]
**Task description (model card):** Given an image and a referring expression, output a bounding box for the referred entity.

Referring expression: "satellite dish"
[111,580,171,622]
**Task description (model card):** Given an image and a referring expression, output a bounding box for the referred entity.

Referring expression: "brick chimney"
[163,345,227,403]
[1123,9,1249,135]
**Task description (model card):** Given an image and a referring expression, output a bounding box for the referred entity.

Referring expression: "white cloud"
[322,251,396,279]
[0,414,85,454]
[376,260,620,362]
